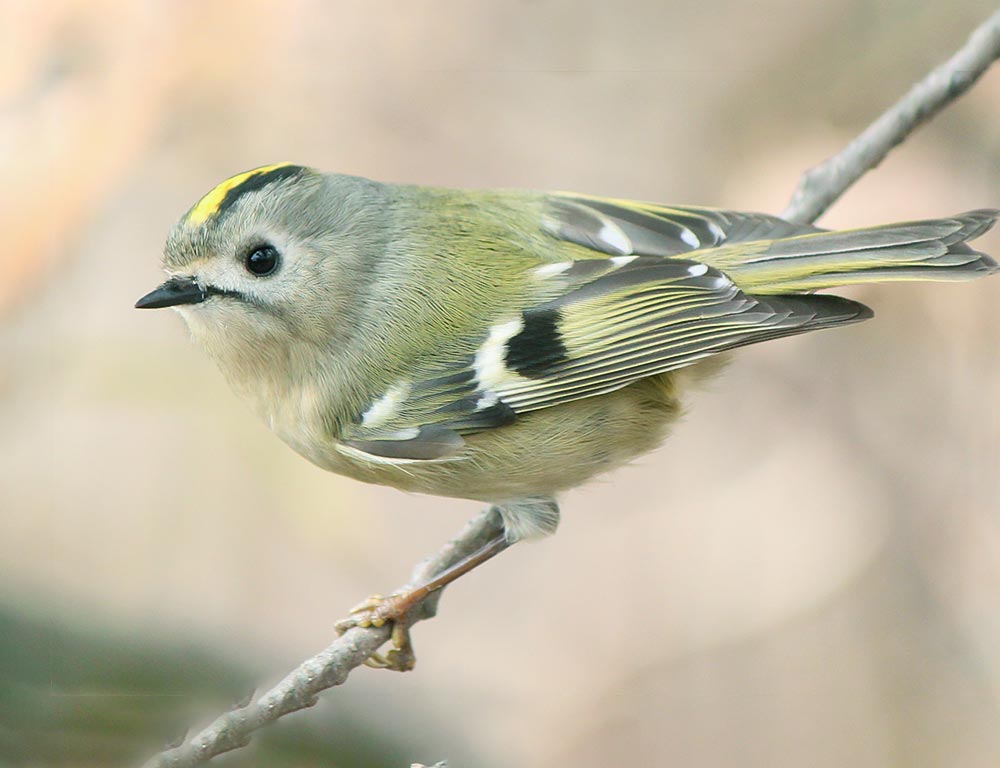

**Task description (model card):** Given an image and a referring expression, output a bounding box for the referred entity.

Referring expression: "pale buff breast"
[313,372,688,503]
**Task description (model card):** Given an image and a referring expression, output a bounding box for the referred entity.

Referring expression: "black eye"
[244,245,280,276]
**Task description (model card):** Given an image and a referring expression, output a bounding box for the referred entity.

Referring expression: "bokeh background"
[3,1,1000,766]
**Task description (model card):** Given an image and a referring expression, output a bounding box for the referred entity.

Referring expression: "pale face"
[139,165,361,346]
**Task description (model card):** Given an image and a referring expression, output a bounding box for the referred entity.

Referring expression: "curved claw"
[332,524,513,673]
[335,593,416,672]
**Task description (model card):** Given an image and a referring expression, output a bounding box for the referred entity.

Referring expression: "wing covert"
[340,253,870,461]
[542,193,820,258]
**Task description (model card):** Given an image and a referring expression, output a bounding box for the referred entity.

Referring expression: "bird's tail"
[701,209,999,294]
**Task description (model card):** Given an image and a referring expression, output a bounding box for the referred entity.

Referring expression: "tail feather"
[700,209,999,294]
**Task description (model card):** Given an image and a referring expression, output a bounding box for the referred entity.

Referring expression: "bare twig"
[141,509,504,768]
[782,8,1000,225]
[141,10,1000,767]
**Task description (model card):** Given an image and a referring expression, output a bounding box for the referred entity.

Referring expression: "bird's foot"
[335,593,418,672]
[333,517,515,672]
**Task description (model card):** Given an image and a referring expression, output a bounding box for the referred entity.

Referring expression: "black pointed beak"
[135,277,207,309]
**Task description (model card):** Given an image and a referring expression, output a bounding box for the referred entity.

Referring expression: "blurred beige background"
[2,1,1000,766]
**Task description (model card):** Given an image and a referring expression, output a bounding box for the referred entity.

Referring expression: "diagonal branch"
[141,9,1000,767]
[141,509,505,768]
[782,8,1000,225]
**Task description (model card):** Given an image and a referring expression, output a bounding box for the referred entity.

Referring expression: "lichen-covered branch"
[782,8,1000,225]
[141,509,504,768]
[140,10,1000,767]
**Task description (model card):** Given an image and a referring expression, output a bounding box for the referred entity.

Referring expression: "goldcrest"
[137,163,998,542]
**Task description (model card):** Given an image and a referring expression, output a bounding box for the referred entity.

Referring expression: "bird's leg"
[335,507,513,671]
[337,534,510,670]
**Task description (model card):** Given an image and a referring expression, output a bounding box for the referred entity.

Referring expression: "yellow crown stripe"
[185,163,298,225]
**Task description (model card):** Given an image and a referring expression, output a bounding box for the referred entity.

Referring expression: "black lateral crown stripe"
[215,165,308,220]
[505,309,569,378]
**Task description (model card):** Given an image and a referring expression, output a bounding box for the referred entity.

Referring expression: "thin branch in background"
[141,9,1000,767]
[782,8,1000,226]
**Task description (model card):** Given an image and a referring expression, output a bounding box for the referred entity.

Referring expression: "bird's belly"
[305,374,687,503]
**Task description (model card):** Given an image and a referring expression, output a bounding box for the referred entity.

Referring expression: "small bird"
[137,163,998,668]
